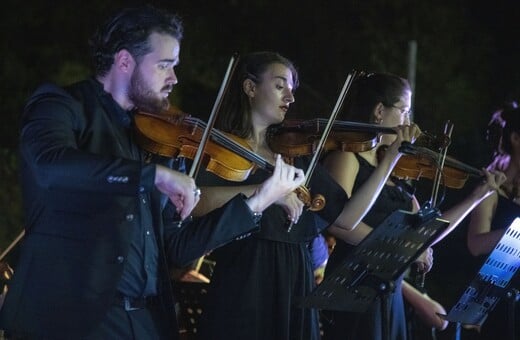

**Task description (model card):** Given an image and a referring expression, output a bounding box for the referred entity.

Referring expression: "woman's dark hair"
[487,102,520,171]
[342,73,410,123]
[89,5,183,76]
[217,51,299,138]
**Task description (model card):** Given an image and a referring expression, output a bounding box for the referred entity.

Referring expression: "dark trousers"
[84,304,172,340]
[4,304,173,340]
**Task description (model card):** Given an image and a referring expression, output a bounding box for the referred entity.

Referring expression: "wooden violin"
[133,110,325,211]
[134,110,256,182]
[394,142,483,189]
[266,118,448,158]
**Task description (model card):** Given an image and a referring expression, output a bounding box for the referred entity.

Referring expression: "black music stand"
[301,208,449,340]
[174,282,209,339]
[441,217,520,339]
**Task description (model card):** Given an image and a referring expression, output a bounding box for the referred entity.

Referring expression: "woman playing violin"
[321,73,504,340]
[466,103,520,340]
[195,52,420,340]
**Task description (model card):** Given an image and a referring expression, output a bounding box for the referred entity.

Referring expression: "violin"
[135,110,262,182]
[133,110,325,211]
[393,142,483,189]
[266,118,449,158]
[266,118,395,156]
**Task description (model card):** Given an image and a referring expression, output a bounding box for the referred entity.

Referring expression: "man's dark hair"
[89,5,183,76]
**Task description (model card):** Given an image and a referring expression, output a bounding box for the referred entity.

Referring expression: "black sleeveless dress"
[197,156,348,340]
[322,154,414,340]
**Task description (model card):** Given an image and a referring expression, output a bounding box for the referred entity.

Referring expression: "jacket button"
[126,214,134,221]
[117,256,124,263]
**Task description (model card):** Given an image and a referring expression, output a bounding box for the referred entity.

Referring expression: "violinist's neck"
[249,126,268,149]
[247,126,274,161]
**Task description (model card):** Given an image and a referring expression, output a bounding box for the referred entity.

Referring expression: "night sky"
[1,1,520,337]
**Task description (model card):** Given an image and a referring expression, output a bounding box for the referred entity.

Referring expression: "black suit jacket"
[0,79,258,338]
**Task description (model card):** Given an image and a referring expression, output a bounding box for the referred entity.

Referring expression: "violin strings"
[429,152,448,207]
[186,117,273,171]
[315,117,396,134]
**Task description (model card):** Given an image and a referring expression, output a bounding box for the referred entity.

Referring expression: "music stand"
[174,282,210,338]
[301,208,449,340]
[441,217,520,336]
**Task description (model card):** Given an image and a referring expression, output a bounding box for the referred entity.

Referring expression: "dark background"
[1,0,519,337]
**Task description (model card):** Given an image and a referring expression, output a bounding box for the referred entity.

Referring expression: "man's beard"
[128,68,171,114]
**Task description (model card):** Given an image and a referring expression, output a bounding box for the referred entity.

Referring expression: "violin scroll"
[294,185,326,212]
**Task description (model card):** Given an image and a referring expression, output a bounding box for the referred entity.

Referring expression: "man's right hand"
[154,165,200,220]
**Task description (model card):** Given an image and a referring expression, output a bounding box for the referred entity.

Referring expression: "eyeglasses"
[388,104,412,117]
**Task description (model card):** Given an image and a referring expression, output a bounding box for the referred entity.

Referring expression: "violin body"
[393,154,471,189]
[134,111,256,182]
[393,142,483,189]
[267,119,386,157]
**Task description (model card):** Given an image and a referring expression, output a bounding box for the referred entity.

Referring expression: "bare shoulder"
[323,150,360,172]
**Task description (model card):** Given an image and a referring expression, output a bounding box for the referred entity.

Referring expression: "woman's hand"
[477,169,507,195]
[414,247,434,273]
[385,123,422,158]
[246,154,306,213]
[275,192,305,224]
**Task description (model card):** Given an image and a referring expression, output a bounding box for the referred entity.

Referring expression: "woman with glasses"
[321,73,504,340]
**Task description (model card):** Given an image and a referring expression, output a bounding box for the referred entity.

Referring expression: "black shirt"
[90,80,160,298]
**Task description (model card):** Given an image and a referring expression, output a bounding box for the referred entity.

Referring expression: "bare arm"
[329,199,433,273]
[432,170,505,246]
[328,222,373,245]
[467,192,506,256]
[402,280,448,331]
[328,125,420,230]
[191,154,306,218]
[193,185,257,217]
[322,150,375,243]
[194,183,303,223]
[330,146,401,230]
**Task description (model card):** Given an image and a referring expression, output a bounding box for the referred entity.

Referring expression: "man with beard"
[0,6,305,339]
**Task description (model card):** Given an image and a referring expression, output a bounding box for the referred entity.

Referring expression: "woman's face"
[248,63,295,126]
[379,90,412,145]
[381,90,412,127]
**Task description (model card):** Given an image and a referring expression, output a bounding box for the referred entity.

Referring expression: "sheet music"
[444,217,520,326]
